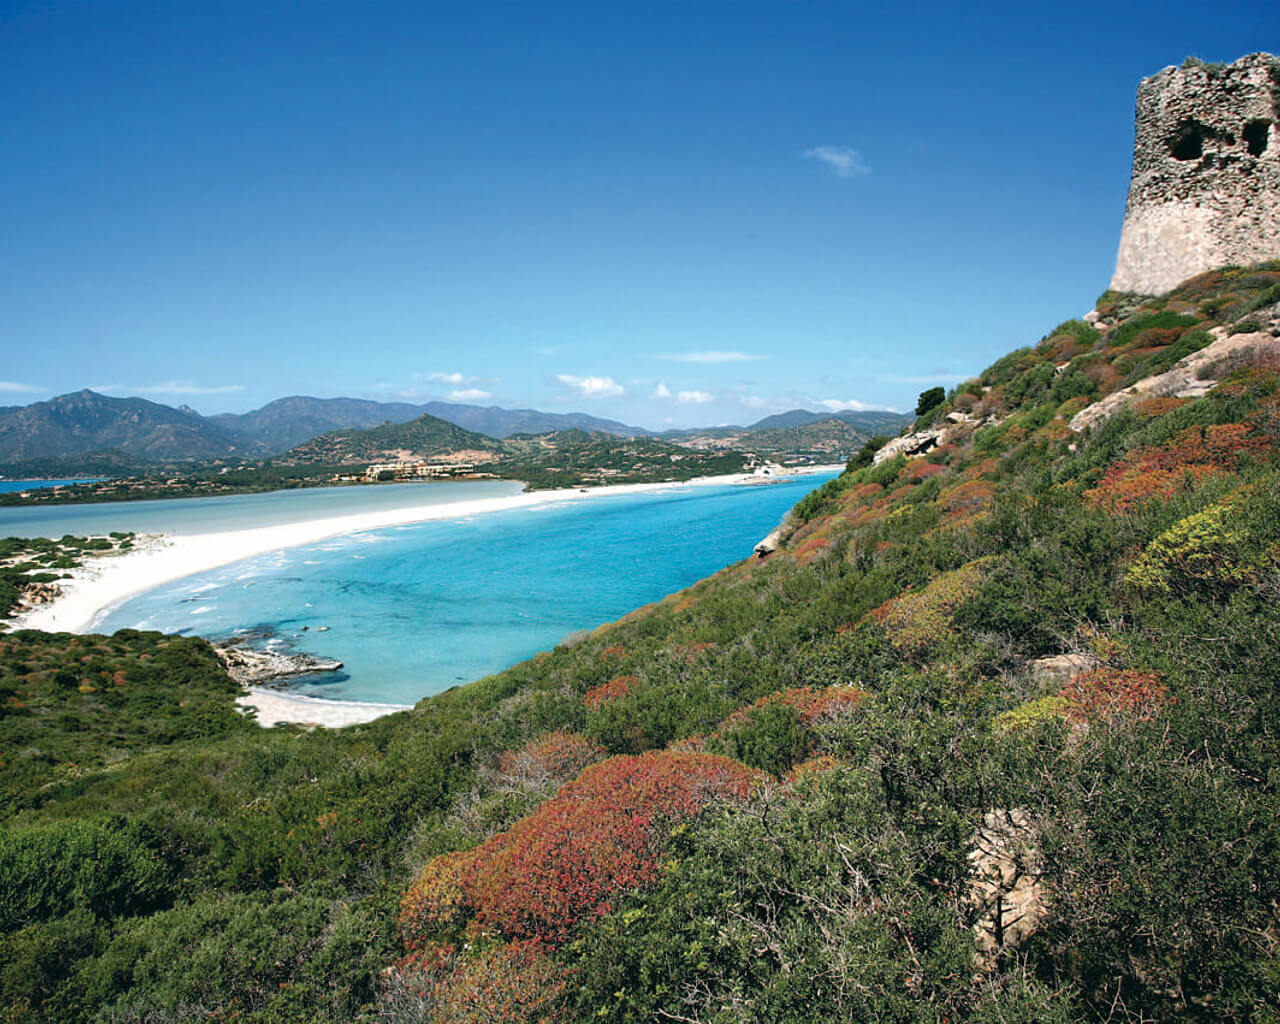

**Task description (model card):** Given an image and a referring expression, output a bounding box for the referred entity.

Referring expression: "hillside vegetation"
[1,263,1279,1022]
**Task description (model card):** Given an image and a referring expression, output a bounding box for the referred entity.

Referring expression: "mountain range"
[0,392,909,471]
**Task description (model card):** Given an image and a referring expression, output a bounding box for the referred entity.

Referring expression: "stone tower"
[1111,52,1280,295]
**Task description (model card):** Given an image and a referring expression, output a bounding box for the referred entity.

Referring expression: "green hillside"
[492,429,748,486]
[2,263,1280,1021]
[281,413,503,465]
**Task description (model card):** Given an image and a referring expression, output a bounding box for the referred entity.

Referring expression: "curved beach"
[9,467,841,725]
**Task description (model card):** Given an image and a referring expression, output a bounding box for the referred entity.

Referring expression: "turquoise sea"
[81,474,836,705]
[0,479,104,495]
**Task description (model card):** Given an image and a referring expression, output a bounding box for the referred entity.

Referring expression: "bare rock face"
[1111,53,1280,295]
[968,808,1048,968]
[1029,652,1095,687]
[214,641,343,686]
[1069,319,1280,433]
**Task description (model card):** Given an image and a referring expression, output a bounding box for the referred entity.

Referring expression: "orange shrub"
[399,850,473,950]
[865,559,989,659]
[458,752,759,944]
[1085,423,1268,513]
[583,676,635,711]
[718,685,866,734]
[900,461,947,483]
[496,731,605,789]
[938,479,996,524]
[395,940,568,1024]
[844,482,884,502]
[1060,668,1171,723]
[1132,396,1188,418]
[675,641,718,662]
[598,645,626,661]
[792,536,830,565]
[784,754,842,784]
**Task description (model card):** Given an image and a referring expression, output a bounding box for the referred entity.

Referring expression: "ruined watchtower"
[1111,52,1280,295]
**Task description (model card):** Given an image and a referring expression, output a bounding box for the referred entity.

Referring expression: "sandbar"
[8,466,841,727]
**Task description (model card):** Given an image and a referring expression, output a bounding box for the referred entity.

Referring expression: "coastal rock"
[214,641,343,686]
[1069,321,1280,433]
[967,808,1048,969]
[754,511,797,558]
[1029,652,1095,687]
[18,581,63,609]
[871,412,979,467]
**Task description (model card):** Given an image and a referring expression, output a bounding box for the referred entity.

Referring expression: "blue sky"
[1,1,1275,428]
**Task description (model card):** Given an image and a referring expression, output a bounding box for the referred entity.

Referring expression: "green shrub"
[0,818,173,933]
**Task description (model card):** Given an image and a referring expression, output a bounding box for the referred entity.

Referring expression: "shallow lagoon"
[96,473,835,704]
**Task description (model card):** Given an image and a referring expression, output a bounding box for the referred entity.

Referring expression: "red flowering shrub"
[1086,423,1268,514]
[900,460,947,483]
[458,752,759,944]
[675,641,718,662]
[399,851,473,951]
[598,644,626,661]
[865,559,990,658]
[394,940,568,1024]
[843,482,884,503]
[1059,668,1171,723]
[784,754,842,784]
[792,536,830,564]
[938,479,996,524]
[583,676,635,711]
[495,730,605,790]
[717,685,866,733]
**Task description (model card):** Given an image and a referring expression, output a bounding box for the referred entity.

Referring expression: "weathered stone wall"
[1111,53,1280,294]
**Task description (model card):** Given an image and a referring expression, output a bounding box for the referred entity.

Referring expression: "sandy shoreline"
[9,466,841,726]
[238,686,411,728]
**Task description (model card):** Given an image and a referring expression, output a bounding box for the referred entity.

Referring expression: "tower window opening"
[1244,119,1270,156]
[1169,120,1205,161]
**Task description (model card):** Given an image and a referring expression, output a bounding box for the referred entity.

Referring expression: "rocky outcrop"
[1112,53,1280,294]
[754,518,792,558]
[13,580,62,612]
[968,808,1048,968]
[1069,318,1280,433]
[1028,652,1096,687]
[214,641,343,686]
[871,412,981,466]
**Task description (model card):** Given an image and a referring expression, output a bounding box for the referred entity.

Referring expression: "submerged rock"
[214,641,343,686]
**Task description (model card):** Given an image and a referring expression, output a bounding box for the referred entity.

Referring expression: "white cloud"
[128,380,246,395]
[651,383,674,400]
[428,371,468,385]
[883,373,972,385]
[660,351,763,364]
[740,395,770,409]
[448,388,492,401]
[555,374,624,399]
[677,389,715,404]
[804,145,871,178]
[819,398,877,412]
[0,381,42,393]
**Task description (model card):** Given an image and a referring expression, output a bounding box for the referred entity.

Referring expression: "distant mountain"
[211,396,650,453]
[418,402,648,440]
[280,413,503,466]
[735,417,887,462]
[208,397,431,454]
[746,408,910,433]
[0,390,267,464]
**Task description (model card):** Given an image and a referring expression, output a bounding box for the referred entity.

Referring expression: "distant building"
[363,461,477,482]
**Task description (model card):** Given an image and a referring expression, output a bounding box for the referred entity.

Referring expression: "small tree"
[915,387,946,417]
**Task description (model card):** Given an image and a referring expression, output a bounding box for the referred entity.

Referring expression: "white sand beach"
[238,687,411,728]
[10,466,841,727]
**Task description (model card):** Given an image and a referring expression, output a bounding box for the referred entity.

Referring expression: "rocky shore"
[214,640,344,686]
